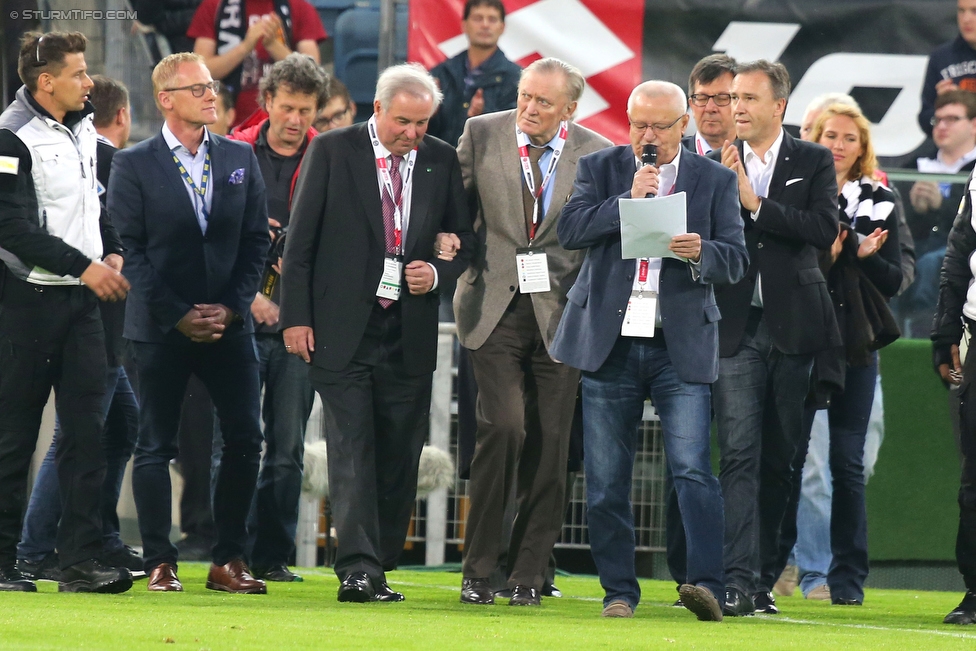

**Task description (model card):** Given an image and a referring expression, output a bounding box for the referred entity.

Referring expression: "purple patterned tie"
[379,154,404,308]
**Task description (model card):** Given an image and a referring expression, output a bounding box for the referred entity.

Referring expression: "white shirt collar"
[162,122,210,156]
[694,132,713,155]
[743,127,785,167]
[918,144,976,174]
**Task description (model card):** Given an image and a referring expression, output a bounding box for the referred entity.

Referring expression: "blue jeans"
[18,366,139,561]
[246,334,313,567]
[795,372,884,595]
[795,409,832,594]
[582,337,724,609]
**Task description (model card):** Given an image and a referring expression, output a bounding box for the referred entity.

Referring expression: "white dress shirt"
[627,147,682,325]
[370,135,438,289]
[162,123,213,234]
[742,128,785,307]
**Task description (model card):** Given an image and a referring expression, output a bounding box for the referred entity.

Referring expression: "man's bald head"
[628,81,687,117]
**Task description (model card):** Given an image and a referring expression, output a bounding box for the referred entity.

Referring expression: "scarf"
[838,175,895,239]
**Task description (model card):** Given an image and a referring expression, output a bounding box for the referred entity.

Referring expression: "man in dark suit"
[280,63,474,603]
[453,57,610,607]
[549,80,748,621]
[108,52,270,594]
[712,60,840,616]
[681,54,736,156]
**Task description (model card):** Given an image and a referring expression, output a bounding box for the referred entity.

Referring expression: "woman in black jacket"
[805,103,903,606]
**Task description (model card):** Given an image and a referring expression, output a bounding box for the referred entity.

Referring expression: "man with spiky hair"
[0,30,132,594]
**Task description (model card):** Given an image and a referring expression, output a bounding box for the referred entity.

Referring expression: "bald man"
[550,80,747,621]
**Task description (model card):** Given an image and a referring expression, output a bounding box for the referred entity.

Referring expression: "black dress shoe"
[542,583,562,598]
[58,559,132,594]
[509,584,541,606]
[337,571,375,603]
[16,552,62,582]
[723,587,755,617]
[461,577,494,604]
[253,565,303,582]
[945,592,976,624]
[832,597,863,606]
[0,566,36,592]
[753,591,780,614]
[374,581,405,602]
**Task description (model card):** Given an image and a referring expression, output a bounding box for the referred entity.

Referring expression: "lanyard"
[369,117,417,255]
[172,149,211,221]
[516,121,568,241]
[638,259,649,284]
[695,133,708,156]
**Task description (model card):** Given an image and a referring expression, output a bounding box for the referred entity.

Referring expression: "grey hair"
[803,92,860,122]
[735,59,791,101]
[374,62,443,113]
[628,80,687,115]
[258,53,330,111]
[521,57,586,104]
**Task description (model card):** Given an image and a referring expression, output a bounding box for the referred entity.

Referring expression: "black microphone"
[641,144,658,198]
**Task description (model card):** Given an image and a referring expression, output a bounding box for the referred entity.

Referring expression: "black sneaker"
[252,564,303,582]
[101,546,146,579]
[16,552,62,582]
[58,559,132,594]
[0,566,36,592]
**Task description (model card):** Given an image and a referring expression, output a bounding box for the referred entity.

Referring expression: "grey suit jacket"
[453,109,611,351]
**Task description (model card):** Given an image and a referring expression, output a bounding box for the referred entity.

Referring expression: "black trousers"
[0,274,107,569]
[956,338,976,591]
[311,302,432,585]
[131,333,263,570]
[176,375,215,543]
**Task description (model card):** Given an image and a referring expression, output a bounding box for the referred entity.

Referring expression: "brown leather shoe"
[147,563,182,592]
[206,559,267,594]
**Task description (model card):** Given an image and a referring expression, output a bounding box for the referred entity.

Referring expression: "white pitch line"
[383,578,976,640]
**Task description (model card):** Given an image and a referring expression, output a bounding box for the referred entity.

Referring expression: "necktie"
[522,146,547,239]
[379,154,404,308]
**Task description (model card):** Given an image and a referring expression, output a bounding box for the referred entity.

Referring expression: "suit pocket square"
[228,168,245,185]
[785,177,803,187]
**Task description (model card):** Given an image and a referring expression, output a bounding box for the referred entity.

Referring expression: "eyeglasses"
[931,114,965,127]
[33,35,47,67]
[315,105,350,129]
[689,93,732,107]
[629,114,685,135]
[163,81,221,98]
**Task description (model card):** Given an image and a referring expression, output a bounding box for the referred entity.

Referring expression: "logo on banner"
[410,0,643,144]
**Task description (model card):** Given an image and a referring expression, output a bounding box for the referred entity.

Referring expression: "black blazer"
[108,131,269,343]
[711,130,842,357]
[280,123,474,375]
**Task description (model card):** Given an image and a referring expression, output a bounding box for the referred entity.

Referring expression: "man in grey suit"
[454,58,611,607]
[549,80,747,620]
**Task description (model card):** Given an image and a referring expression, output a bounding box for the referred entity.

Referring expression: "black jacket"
[933,169,976,370]
[709,131,842,357]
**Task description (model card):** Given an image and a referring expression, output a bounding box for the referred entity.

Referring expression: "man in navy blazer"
[549,80,747,621]
[108,53,269,594]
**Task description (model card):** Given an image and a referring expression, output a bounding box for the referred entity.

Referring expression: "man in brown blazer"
[453,57,611,606]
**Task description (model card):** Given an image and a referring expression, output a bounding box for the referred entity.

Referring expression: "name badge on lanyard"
[516,121,567,242]
[622,259,658,337]
[369,117,417,301]
[515,247,550,293]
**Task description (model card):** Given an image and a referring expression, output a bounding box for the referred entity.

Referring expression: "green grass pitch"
[1,565,974,650]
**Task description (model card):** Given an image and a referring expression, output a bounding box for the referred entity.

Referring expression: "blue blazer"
[108,131,269,343]
[549,145,747,383]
